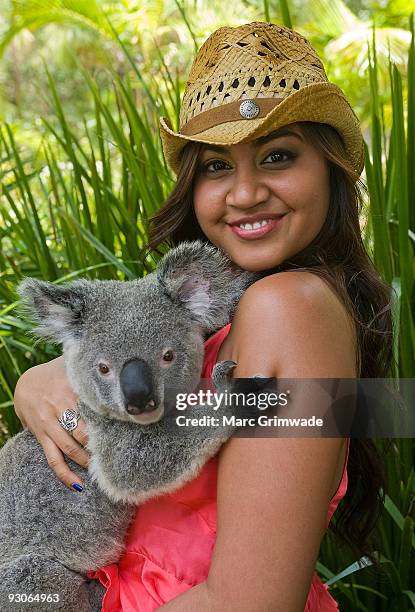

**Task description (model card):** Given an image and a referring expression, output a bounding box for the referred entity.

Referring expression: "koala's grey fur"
[0,241,258,612]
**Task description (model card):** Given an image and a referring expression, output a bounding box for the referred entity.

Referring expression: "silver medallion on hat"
[239,99,260,119]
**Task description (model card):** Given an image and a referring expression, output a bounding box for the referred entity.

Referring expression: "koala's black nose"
[120,359,156,414]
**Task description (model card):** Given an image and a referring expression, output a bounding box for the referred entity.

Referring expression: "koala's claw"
[219,359,237,370]
[211,360,237,389]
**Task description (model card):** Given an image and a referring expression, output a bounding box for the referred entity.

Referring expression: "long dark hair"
[146,122,394,567]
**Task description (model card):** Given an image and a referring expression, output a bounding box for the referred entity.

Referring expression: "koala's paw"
[212,360,237,391]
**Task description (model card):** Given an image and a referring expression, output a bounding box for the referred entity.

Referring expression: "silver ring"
[58,408,80,433]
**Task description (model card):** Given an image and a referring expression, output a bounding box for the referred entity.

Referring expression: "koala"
[0,240,259,612]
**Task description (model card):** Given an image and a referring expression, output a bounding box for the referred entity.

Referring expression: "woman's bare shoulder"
[222,269,357,378]
[242,269,345,311]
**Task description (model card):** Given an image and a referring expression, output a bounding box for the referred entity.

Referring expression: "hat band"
[180,97,284,136]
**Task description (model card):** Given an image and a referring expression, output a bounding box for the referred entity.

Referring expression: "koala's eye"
[162,350,174,362]
[98,363,110,374]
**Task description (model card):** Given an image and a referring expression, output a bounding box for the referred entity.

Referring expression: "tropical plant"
[0,1,414,609]
[281,5,415,610]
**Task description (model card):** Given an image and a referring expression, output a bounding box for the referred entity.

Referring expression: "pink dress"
[88,323,349,611]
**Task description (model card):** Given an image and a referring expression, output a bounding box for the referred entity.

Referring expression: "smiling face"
[192,123,331,272]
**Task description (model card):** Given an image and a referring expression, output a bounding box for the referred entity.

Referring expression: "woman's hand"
[13,355,90,490]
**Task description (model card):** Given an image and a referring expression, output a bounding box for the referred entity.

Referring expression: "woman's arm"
[13,355,89,489]
[159,271,356,611]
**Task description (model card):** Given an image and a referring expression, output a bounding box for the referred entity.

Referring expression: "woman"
[14,21,392,610]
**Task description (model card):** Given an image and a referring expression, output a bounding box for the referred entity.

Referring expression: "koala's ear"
[157,240,259,331]
[17,278,91,345]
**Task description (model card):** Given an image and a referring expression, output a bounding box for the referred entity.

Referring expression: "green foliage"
[0,0,115,56]
[321,16,415,611]
[0,2,414,609]
[364,21,415,377]
[0,45,175,439]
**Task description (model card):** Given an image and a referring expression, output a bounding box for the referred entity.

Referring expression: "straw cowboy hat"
[159,21,364,177]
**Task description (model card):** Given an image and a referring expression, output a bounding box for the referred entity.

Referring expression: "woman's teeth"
[238,219,271,230]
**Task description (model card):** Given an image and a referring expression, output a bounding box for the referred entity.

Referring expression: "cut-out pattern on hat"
[180,21,326,125]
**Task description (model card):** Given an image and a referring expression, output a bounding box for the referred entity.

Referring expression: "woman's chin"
[227,251,285,273]
[206,234,287,272]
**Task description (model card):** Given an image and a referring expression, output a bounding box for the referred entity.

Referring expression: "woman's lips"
[228,215,287,240]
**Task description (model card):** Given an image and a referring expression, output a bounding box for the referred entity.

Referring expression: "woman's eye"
[201,159,229,173]
[264,150,293,164]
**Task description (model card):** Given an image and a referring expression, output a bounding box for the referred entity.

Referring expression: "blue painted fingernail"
[72,483,83,492]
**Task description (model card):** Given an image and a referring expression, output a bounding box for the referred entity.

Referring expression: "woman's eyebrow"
[256,129,304,145]
[201,129,303,154]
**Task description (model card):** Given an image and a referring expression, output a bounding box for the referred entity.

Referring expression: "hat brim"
[159,82,364,177]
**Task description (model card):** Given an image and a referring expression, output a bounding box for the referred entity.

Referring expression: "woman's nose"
[225,167,271,210]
